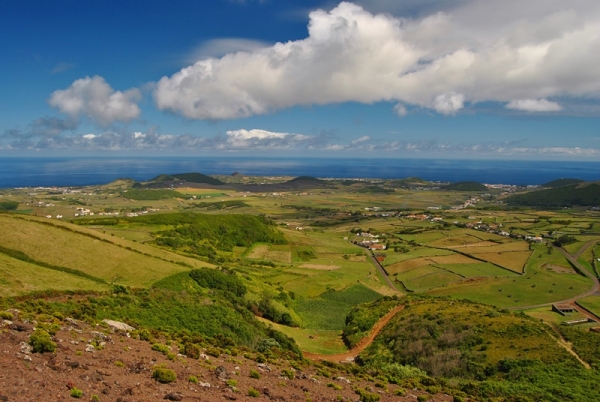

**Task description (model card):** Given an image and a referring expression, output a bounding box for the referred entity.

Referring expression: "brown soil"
[0,312,451,402]
[304,306,404,363]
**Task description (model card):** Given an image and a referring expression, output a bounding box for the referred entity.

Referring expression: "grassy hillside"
[358,297,600,401]
[506,182,600,207]
[0,215,202,287]
[542,178,585,188]
[0,253,109,296]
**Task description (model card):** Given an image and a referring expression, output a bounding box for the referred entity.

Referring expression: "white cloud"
[49,76,141,126]
[222,129,310,149]
[51,62,75,74]
[433,92,465,115]
[506,99,562,112]
[393,104,408,116]
[154,1,600,119]
[352,135,370,144]
[189,38,271,60]
[3,127,600,158]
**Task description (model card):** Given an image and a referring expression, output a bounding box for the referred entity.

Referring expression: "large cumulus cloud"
[153,1,600,119]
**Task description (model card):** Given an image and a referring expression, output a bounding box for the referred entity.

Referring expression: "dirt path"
[543,322,591,369]
[304,305,404,363]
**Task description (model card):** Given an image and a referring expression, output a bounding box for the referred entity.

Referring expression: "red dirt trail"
[303,305,404,363]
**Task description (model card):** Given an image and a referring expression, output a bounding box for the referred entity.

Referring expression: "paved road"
[365,250,402,293]
[513,241,600,316]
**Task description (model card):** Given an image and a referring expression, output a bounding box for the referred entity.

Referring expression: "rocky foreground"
[0,312,453,402]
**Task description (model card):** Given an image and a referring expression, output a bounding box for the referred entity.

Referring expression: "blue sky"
[2,0,599,160]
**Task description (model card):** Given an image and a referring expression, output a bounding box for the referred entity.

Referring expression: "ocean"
[0,156,598,188]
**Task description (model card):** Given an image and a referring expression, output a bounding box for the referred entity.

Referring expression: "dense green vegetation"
[358,297,600,401]
[343,297,400,348]
[188,268,247,297]
[293,284,382,330]
[121,189,185,200]
[0,201,19,211]
[149,213,287,258]
[506,182,600,207]
[542,178,585,188]
[443,181,487,191]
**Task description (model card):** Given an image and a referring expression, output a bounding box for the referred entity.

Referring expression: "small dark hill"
[542,178,585,188]
[288,176,321,183]
[443,181,487,191]
[506,182,600,207]
[150,174,176,182]
[171,172,225,186]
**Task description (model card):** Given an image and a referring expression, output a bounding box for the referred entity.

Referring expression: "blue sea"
[0,157,598,188]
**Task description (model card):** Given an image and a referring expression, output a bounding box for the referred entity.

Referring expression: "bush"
[152,365,177,383]
[151,343,170,355]
[355,388,380,402]
[70,387,83,398]
[417,396,429,402]
[0,311,13,320]
[248,387,260,397]
[183,343,201,359]
[188,376,198,384]
[250,370,261,379]
[281,369,295,380]
[29,329,56,353]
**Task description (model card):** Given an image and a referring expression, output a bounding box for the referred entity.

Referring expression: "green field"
[0,215,206,287]
[577,296,600,318]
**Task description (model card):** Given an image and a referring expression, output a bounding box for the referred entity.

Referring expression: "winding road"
[513,240,600,318]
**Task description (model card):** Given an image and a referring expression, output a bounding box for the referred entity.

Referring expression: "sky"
[2,0,600,160]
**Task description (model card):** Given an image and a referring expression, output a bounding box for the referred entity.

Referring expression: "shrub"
[281,369,295,380]
[417,396,429,402]
[114,361,125,367]
[249,370,261,379]
[70,387,83,398]
[206,347,221,358]
[138,329,151,341]
[0,311,14,320]
[227,379,238,387]
[152,365,177,383]
[91,395,100,401]
[355,388,380,402]
[248,387,260,397]
[184,343,201,359]
[327,383,343,391]
[151,343,170,355]
[188,376,198,384]
[29,329,56,353]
